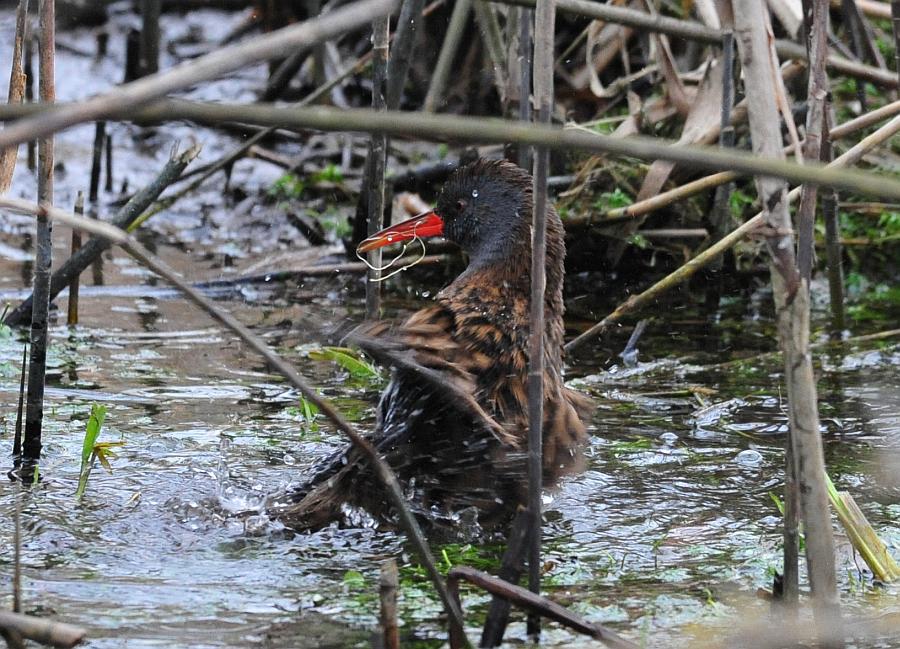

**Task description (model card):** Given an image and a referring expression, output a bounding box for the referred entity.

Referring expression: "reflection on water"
[0,270,898,647]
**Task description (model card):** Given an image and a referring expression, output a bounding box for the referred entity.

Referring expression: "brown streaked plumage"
[270,158,592,532]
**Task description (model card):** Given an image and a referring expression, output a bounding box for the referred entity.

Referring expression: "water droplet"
[659,432,678,445]
[387,235,393,242]
[472,189,479,198]
[735,449,763,466]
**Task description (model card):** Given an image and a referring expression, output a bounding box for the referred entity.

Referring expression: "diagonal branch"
[0,0,397,151]
[0,195,470,646]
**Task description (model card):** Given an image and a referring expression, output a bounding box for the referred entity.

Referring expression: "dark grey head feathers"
[434,159,535,267]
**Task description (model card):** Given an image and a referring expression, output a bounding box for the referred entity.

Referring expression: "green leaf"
[342,570,366,588]
[308,346,380,380]
[75,404,108,500]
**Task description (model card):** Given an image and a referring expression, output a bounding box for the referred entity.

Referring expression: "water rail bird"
[271,158,592,533]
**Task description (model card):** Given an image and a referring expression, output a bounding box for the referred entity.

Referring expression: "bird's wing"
[348,306,517,447]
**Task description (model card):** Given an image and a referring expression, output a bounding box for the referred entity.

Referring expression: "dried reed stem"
[23,0,55,464]
[0,0,397,151]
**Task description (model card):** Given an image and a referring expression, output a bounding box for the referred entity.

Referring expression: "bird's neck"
[443,216,567,371]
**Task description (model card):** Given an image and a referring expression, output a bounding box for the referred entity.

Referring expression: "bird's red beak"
[356,211,445,253]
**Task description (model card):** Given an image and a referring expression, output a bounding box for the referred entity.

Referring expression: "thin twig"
[563,112,900,353]
[66,192,84,326]
[480,508,530,646]
[380,559,400,649]
[472,0,509,99]
[578,99,900,227]
[797,0,830,283]
[821,113,845,334]
[0,196,470,647]
[494,0,899,87]
[3,144,200,327]
[423,0,472,112]
[13,345,26,460]
[366,16,389,319]
[449,566,638,649]
[526,0,554,639]
[5,99,898,201]
[23,0,55,464]
[0,0,30,193]
[386,0,424,109]
[0,0,398,151]
[734,0,841,639]
[0,611,85,649]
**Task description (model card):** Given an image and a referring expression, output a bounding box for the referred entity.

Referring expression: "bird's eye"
[456,199,467,212]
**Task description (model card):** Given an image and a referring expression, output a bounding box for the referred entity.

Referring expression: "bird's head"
[358,159,533,268]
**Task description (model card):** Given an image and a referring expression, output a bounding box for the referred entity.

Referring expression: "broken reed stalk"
[260,44,312,102]
[366,16,389,319]
[796,0,830,283]
[180,0,452,187]
[448,566,638,649]
[89,121,105,203]
[386,0,424,109]
[563,111,900,353]
[6,99,898,201]
[23,0,55,465]
[893,1,900,86]
[710,30,736,259]
[783,0,831,604]
[526,0,555,639]
[0,0,398,152]
[825,475,900,583]
[13,484,21,615]
[3,143,200,327]
[517,8,533,170]
[139,0,161,77]
[423,0,472,112]
[821,115,845,333]
[473,0,509,99]
[495,0,899,87]
[586,99,900,227]
[0,0,30,193]
[481,508,530,646]
[0,198,470,646]
[733,1,842,644]
[25,28,35,172]
[66,192,84,326]
[13,346,27,459]
[0,612,86,649]
[379,560,400,649]
[104,129,113,193]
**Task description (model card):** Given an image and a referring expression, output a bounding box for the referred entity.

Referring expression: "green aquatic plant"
[311,164,344,184]
[75,404,123,499]
[593,188,633,212]
[268,172,306,200]
[308,346,381,381]
[0,304,12,338]
[826,474,900,583]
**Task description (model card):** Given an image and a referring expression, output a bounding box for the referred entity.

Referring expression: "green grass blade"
[308,346,380,380]
[75,404,108,499]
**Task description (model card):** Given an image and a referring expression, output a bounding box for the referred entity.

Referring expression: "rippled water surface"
[1,263,897,648]
[1,4,899,648]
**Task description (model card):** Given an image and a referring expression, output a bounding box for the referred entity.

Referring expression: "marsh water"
[2,248,899,649]
[1,4,900,648]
